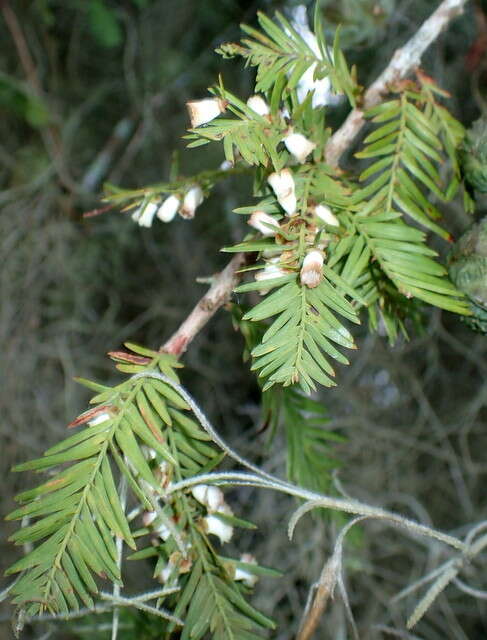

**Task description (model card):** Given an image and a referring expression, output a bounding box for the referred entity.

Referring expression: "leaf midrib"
[41,383,142,611]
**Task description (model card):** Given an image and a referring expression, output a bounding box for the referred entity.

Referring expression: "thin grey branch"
[325,0,468,167]
[134,372,466,552]
[453,578,487,600]
[99,592,183,625]
[21,587,180,624]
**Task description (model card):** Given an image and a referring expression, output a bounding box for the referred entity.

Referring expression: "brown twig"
[161,254,246,357]
[325,0,468,168]
[297,578,335,640]
[82,203,119,218]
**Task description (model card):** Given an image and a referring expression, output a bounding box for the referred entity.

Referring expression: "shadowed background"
[1,0,487,638]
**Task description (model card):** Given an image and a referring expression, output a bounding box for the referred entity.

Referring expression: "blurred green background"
[1,0,487,638]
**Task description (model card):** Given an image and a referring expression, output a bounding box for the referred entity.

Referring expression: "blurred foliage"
[1,0,487,639]
[312,0,398,47]
[0,72,49,127]
[460,115,487,194]
[449,215,487,333]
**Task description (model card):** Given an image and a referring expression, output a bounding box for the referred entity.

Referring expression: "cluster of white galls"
[132,3,343,307]
[136,446,258,588]
[87,410,258,587]
[248,188,339,290]
[191,484,234,544]
[185,90,341,290]
[190,484,258,587]
[182,3,342,290]
[131,185,204,228]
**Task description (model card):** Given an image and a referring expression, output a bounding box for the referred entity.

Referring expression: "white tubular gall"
[246,94,270,116]
[132,202,158,227]
[268,168,297,216]
[186,98,226,127]
[248,211,280,236]
[300,250,324,288]
[284,132,316,164]
[314,203,339,227]
[157,195,180,222]
[180,186,203,219]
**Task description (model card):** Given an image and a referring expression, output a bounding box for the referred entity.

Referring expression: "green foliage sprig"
[232,304,344,492]
[6,346,274,638]
[335,77,471,340]
[217,7,358,107]
[216,82,468,388]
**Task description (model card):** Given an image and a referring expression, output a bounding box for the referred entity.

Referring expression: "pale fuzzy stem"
[325,0,468,167]
[19,588,180,624]
[464,520,487,549]
[469,531,487,555]
[170,469,465,549]
[407,564,460,629]
[287,499,464,550]
[99,592,183,625]
[453,577,487,600]
[131,372,466,552]
[0,574,21,603]
[133,372,282,486]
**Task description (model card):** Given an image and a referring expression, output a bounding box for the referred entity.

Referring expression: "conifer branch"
[325,0,468,167]
[5,3,479,637]
[158,0,470,375]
